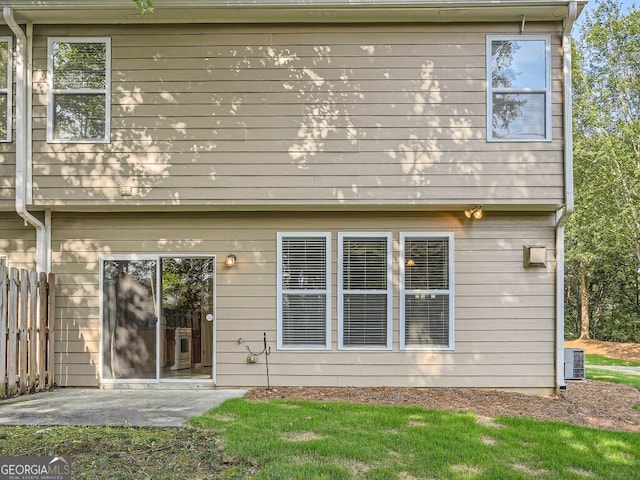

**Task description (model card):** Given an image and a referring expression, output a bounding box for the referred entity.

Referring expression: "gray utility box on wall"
[564,348,586,380]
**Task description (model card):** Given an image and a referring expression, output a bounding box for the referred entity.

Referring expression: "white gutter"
[3,7,48,273]
[555,0,578,392]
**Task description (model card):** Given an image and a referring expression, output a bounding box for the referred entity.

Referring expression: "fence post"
[29,271,39,391]
[46,273,55,388]
[19,269,29,394]
[7,268,19,396]
[0,266,7,397]
[38,272,47,387]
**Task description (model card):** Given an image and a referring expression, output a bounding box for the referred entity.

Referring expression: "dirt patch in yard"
[246,341,640,433]
[565,339,640,363]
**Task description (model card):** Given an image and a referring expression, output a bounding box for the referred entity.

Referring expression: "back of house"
[0,0,585,394]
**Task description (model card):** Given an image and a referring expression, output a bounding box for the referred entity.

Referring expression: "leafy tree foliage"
[566,1,640,342]
[133,0,153,14]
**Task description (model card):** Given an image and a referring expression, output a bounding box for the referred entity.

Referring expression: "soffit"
[3,1,587,25]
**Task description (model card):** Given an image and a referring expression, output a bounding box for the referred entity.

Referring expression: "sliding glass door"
[101,256,215,382]
[159,257,215,380]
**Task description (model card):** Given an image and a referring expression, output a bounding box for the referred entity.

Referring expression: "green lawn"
[586,367,640,389]
[2,398,638,479]
[585,354,640,389]
[586,354,640,367]
[4,353,640,480]
[190,398,640,480]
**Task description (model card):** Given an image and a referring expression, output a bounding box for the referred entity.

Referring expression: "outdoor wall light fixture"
[464,206,483,220]
[225,254,237,268]
[406,259,416,267]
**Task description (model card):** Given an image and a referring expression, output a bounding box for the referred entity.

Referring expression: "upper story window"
[338,233,392,350]
[400,233,454,350]
[47,38,110,143]
[0,37,12,142]
[277,233,331,350]
[487,36,551,142]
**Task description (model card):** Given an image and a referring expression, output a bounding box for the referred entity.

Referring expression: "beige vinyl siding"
[32,22,565,208]
[0,142,14,204]
[0,160,15,204]
[0,213,37,269]
[51,211,556,391]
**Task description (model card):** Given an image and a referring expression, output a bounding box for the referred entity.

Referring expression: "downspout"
[555,1,578,392]
[3,7,48,272]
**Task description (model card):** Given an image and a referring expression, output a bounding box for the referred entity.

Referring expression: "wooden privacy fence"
[1,266,55,398]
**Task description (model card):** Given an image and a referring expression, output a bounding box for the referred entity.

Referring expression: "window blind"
[340,236,390,348]
[405,294,449,346]
[279,235,329,348]
[402,235,453,349]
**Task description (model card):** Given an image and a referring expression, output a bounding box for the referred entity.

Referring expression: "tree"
[133,0,153,14]
[566,1,640,342]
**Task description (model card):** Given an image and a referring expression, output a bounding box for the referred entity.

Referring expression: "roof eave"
[1,0,587,25]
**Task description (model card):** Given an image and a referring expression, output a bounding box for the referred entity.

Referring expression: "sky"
[581,0,637,15]
[617,0,637,8]
[575,0,637,36]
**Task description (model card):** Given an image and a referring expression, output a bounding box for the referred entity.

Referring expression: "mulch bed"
[246,381,640,433]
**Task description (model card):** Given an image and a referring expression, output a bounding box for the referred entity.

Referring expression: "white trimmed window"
[48,38,111,143]
[277,233,331,349]
[338,233,392,350]
[0,37,12,142]
[487,35,551,142]
[400,233,454,350]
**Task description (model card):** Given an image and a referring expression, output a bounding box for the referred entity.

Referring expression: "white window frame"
[486,35,552,142]
[47,37,111,143]
[0,37,12,143]
[400,233,455,350]
[338,232,393,350]
[277,232,331,350]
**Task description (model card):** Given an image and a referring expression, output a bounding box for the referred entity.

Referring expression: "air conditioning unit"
[564,348,585,380]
